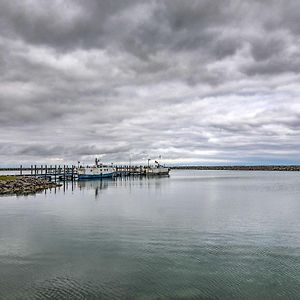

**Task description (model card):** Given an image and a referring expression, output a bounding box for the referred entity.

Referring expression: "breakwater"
[171,165,300,171]
[0,176,61,195]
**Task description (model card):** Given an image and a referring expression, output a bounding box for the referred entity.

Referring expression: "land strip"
[171,165,300,171]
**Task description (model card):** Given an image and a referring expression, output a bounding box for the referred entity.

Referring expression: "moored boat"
[77,159,115,180]
[145,166,170,175]
[145,160,170,175]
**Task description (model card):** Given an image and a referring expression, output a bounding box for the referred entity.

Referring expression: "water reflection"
[77,179,109,198]
[58,175,171,199]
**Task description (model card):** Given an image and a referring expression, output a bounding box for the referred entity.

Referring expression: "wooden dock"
[0,165,77,182]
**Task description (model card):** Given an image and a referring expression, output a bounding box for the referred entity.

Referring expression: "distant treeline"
[171,165,300,171]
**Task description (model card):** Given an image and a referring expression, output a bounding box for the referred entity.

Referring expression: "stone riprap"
[0,176,61,195]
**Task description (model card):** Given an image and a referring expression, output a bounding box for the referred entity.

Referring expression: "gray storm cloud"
[0,0,300,166]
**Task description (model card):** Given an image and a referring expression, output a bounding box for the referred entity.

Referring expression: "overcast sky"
[1,0,300,166]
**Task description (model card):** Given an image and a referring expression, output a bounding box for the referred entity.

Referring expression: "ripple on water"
[1,171,300,299]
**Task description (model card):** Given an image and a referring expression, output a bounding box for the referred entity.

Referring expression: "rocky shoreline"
[0,176,61,195]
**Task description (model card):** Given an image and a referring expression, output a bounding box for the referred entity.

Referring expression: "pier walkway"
[0,165,163,181]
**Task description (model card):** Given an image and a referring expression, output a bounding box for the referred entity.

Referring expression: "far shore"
[1,165,300,173]
[171,165,300,171]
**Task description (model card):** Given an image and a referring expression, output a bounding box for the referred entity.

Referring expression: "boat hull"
[77,172,115,180]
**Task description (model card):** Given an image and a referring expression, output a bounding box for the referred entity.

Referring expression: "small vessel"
[145,160,170,175]
[77,159,115,180]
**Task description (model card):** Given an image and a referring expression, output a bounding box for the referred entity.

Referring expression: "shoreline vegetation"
[0,176,61,196]
[171,165,300,171]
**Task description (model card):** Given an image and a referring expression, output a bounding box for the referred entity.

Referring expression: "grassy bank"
[0,175,17,181]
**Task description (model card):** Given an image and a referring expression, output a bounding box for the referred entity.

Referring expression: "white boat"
[77,159,115,180]
[145,160,170,175]
[145,166,170,175]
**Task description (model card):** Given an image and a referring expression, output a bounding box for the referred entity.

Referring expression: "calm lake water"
[0,170,300,300]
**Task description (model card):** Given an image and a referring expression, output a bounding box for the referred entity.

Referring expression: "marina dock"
[0,164,170,181]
